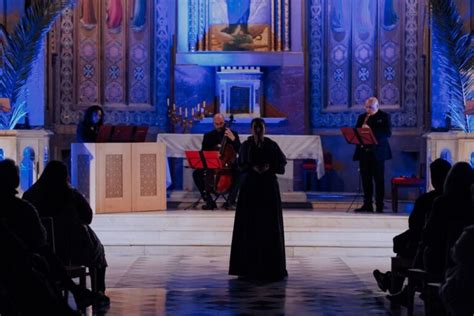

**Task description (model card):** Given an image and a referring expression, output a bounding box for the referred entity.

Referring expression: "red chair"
[302,152,333,191]
[391,176,426,213]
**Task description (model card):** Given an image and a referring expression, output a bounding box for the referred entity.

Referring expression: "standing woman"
[229,118,287,281]
[76,105,104,143]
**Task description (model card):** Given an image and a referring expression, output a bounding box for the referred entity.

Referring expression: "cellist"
[192,113,241,210]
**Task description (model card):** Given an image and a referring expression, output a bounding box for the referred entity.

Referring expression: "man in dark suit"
[353,97,392,213]
[192,114,241,210]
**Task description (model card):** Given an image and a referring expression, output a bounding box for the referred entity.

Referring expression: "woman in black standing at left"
[76,105,105,143]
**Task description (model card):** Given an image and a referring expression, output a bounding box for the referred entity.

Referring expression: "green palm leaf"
[431,0,474,132]
[0,0,75,129]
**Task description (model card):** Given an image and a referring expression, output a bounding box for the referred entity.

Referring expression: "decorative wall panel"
[77,0,100,105]
[55,0,171,127]
[310,0,420,128]
[105,154,123,198]
[77,154,90,200]
[140,153,157,196]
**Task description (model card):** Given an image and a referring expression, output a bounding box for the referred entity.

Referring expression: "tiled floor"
[81,253,423,315]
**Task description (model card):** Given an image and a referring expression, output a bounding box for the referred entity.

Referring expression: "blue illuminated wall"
[430,0,473,130]
[307,0,424,194]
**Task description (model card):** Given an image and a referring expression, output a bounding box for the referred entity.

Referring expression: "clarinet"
[363,113,371,126]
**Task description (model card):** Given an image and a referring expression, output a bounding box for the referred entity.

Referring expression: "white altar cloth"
[157,133,325,180]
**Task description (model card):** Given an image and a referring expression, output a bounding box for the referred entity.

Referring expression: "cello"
[205,115,237,195]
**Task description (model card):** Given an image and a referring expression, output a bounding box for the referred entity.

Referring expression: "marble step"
[103,245,395,257]
[91,211,407,257]
[96,228,399,247]
[91,211,408,231]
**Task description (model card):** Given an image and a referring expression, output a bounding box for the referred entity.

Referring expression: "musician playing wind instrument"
[353,97,392,213]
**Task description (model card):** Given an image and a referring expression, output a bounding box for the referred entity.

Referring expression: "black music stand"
[184,150,222,209]
[340,127,378,212]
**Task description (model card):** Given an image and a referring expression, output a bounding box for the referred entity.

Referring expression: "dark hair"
[429,158,451,191]
[251,118,265,145]
[0,159,19,194]
[37,160,69,189]
[443,162,474,197]
[82,105,104,126]
[251,117,266,127]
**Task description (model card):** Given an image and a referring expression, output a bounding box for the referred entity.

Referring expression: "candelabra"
[167,99,210,133]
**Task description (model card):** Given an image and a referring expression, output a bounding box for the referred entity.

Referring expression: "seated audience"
[0,159,95,314]
[389,162,474,305]
[23,160,109,304]
[440,224,474,315]
[373,158,451,293]
[422,162,474,281]
[0,220,78,315]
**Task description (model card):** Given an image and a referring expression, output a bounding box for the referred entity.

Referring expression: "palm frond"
[431,0,474,132]
[0,0,75,129]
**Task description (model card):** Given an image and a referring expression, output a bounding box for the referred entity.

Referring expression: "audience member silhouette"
[76,105,105,143]
[440,223,474,315]
[0,219,81,315]
[0,159,94,315]
[373,158,451,293]
[23,160,109,304]
[388,162,474,306]
[422,161,474,281]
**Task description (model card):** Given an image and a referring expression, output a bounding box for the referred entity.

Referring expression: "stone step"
[91,211,408,230]
[103,245,395,258]
[97,229,398,246]
[91,211,407,256]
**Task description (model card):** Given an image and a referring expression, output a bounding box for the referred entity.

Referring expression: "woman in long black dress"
[229,118,287,280]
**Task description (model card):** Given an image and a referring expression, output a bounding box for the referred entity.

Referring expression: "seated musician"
[192,113,241,210]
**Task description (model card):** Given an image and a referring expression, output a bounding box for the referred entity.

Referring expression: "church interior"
[0,0,473,315]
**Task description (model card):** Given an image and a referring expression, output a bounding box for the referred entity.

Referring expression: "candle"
[203,101,206,108]
[179,107,182,115]
[197,103,200,111]
[173,103,176,110]
[185,108,188,118]
[167,98,169,106]
[192,108,195,116]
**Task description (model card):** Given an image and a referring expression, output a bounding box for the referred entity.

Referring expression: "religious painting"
[130,0,147,32]
[106,0,123,33]
[209,0,271,51]
[75,0,153,108]
[80,0,97,30]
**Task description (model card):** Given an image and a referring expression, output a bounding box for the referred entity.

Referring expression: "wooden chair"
[40,217,91,293]
[390,256,413,294]
[425,283,446,316]
[406,268,447,316]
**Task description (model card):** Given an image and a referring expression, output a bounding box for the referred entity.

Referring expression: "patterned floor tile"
[73,254,427,315]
